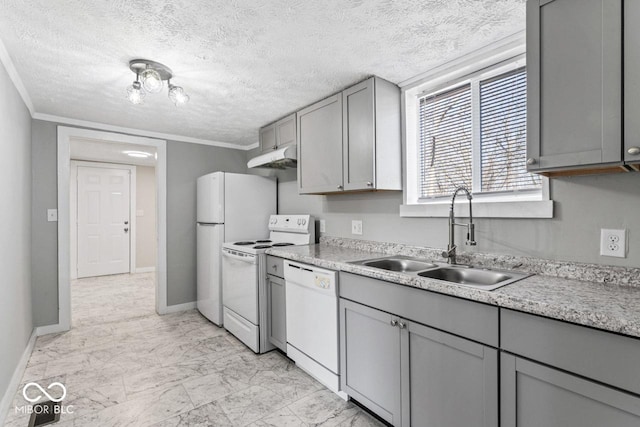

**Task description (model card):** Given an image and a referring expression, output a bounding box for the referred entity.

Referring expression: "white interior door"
[77,166,131,278]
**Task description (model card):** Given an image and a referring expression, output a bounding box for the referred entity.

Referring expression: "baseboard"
[0,329,36,425]
[163,301,196,314]
[35,323,67,336]
[135,267,156,273]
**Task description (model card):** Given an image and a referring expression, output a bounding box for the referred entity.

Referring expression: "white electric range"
[221,214,315,353]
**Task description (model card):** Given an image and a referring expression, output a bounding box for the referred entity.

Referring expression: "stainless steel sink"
[417,267,530,290]
[350,255,530,291]
[359,257,437,273]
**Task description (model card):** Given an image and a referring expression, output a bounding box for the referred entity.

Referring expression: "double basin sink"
[350,255,531,291]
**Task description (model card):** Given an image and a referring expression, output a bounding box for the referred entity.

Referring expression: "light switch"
[47,209,58,222]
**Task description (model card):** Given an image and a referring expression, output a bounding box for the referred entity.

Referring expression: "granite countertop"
[265,239,640,339]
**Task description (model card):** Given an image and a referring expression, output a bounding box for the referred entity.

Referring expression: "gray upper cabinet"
[298,76,401,194]
[297,94,344,193]
[527,0,623,174]
[259,113,296,154]
[624,0,640,169]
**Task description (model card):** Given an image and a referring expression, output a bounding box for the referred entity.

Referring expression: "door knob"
[124,221,129,225]
[398,321,406,329]
[337,185,344,190]
[124,228,129,233]
[390,319,398,327]
[628,147,640,155]
[526,158,537,165]
[366,181,373,187]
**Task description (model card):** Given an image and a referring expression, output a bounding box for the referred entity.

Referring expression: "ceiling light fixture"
[127,59,189,106]
[123,150,152,158]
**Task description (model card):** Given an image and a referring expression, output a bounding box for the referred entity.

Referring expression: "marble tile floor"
[4,273,385,426]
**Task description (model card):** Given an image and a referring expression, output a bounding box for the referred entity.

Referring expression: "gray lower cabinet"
[340,298,498,427]
[266,274,286,352]
[501,353,640,426]
[406,321,498,427]
[266,256,286,352]
[340,299,402,425]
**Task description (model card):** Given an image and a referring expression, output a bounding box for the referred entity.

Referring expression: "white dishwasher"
[285,261,347,399]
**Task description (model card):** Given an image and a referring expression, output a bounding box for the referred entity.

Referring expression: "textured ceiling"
[0,0,525,147]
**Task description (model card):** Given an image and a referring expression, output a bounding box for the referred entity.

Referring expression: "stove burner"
[272,242,294,247]
[234,241,255,245]
[256,239,272,243]
[253,245,272,249]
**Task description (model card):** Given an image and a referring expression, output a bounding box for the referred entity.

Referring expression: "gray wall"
[253,160,640,268]
[30,120,249,325]
[166,141,248,305]
[0,63,33,404]
[31,121,59,326]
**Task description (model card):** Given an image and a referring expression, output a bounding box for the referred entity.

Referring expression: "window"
[418,67,540,200]
[402,48,552,219]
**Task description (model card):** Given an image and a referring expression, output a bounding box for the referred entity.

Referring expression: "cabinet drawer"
[501,309,640,396]
[339,272,499,347]
[266,255,284,279]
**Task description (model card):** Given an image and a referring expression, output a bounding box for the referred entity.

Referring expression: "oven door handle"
[222,249,257,264]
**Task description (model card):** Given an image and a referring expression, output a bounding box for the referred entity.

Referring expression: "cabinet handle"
[526,158,537,165]
[390,319,398,327]
[366,181,373,187]
[337,185,344,190]
[628,147,640,155]
[271,265,277,270]
[398,321,406,329]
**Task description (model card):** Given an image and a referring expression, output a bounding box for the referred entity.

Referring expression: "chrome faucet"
[442,186,476,264]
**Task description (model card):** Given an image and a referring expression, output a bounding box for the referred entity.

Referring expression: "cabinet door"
[297,94,344,194]
[276,114,296,149]
[526,0,622,171]
[404,321,498,427]
[501,353,640,427]
[624,0,640,167]
[343,78,375,191]
[267,275,286,352]
[340,299,402,426]
[260,123,277,153]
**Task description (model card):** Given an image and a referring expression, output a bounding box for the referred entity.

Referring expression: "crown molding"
[0,37,34,115]
[33,113,257,151]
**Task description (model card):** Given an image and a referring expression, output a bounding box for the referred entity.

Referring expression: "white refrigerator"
[196,172,276,325]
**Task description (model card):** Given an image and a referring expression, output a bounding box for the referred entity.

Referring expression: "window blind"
[480,68,541,192]
[419,84,472,198]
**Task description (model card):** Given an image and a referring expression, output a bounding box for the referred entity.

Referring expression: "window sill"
[399,200,553,219]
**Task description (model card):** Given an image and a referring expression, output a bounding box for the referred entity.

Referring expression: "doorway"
[53,127,168,334]
[73,163,135,278]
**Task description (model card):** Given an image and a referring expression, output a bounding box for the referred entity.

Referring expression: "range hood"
[247,145,297,169]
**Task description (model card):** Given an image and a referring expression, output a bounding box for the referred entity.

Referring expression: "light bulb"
[126,81,145,104]
[140,68,163,93]
[168,84,190,106]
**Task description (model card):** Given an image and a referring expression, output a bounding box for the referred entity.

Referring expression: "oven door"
[222,248,259,324]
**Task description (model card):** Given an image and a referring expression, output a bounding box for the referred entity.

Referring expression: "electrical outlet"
[319,220,326,233]
[47,209,58,222]
[351,220,363,235]
[600,228,626,258]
